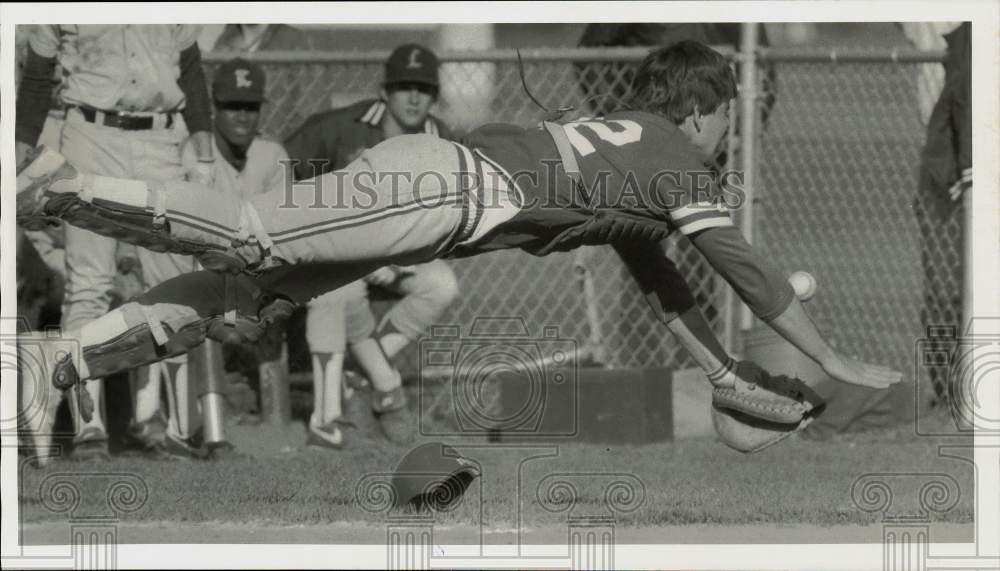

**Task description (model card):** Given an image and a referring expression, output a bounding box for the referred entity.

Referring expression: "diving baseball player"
[17,41,903,454]
[284,44,458,448]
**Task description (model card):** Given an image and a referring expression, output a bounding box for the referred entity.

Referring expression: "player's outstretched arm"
[688,225,902,389]
[767,299,902,389]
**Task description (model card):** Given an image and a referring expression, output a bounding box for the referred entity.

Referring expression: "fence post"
[962,190,973,333]
[738,23,760,335]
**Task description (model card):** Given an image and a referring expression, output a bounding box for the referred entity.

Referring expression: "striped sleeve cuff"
[669,201,734,236]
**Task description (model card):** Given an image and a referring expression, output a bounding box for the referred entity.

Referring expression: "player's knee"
[120,301,200,335]
[418,268,460,308]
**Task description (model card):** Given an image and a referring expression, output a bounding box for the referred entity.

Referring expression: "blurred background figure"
[283,43,459,449]
[212,24,323,52]
[913,22,970,408]
[16,24,216,461]
[180,57,293,441]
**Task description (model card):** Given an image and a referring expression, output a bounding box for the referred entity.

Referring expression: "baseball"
[789,271,817,301]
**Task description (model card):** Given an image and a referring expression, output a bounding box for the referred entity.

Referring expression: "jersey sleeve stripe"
[677,216,734,236]
[671,201,731,221]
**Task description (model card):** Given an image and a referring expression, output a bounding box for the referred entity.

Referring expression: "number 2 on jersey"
[564,119,643,157]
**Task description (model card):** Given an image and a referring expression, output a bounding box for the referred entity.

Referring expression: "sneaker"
[161,432,210,461]
[306,419,351,451]
[70,428,111,462]
[372,387,415,445]
[206,440,246,460]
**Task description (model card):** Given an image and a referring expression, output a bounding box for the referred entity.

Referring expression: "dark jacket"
[919,22,971,206]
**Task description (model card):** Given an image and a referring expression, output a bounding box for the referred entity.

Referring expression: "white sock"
[133,364,161,423]
[311,352,344,426]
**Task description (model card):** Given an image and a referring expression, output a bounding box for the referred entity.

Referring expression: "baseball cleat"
[16,146,82,223]
[17,340,66,467]
[70,427,111,462]
[206,440,246,460]
[123,410,169,455]
[373,387,415,445]
[306,419,350,450]
[162,432,211,460]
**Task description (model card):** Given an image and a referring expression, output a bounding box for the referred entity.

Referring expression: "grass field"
[18,412,974,545]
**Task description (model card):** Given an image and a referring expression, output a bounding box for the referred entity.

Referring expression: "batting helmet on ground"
[392,442,480,512]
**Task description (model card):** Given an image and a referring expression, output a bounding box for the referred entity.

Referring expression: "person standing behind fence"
[15,25,216,462]
[189,56,291,428]
[283,43,459,449]
[915,22,970,408]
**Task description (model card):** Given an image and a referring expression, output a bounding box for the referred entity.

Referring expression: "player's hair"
[627,40,737,125]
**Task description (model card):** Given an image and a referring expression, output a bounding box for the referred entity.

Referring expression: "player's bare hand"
[823,355,902,389]
[948,168,972,202]
[365,266,397,286]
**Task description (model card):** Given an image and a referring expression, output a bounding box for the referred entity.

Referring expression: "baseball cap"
[213,58,266,103]
[384,43,440,89]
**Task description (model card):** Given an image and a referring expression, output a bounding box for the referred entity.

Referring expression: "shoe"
[70,428,111,462]
[124,411,168,452]
[17,337,67,467]
[206,440,246,460]
[161,432,210,461]
[372,387,415,445]
[342,383,379,436]
[306,419,351,450]
[16,146,80,223]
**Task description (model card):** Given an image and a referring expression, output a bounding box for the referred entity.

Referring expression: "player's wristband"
[706,357,737,385]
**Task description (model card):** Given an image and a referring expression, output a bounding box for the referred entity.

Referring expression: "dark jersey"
[460,110,733,257]
[458,110,794,323]
[284,98,453,181]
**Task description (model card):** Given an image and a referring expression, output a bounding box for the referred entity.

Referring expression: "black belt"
[73,106,175,131]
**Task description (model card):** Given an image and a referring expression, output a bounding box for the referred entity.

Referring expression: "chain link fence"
[753,50,955,404]
[203,46,956,385]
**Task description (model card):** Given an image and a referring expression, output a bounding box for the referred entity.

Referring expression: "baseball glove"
[711,360,826,424]
[712,399,826,454]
